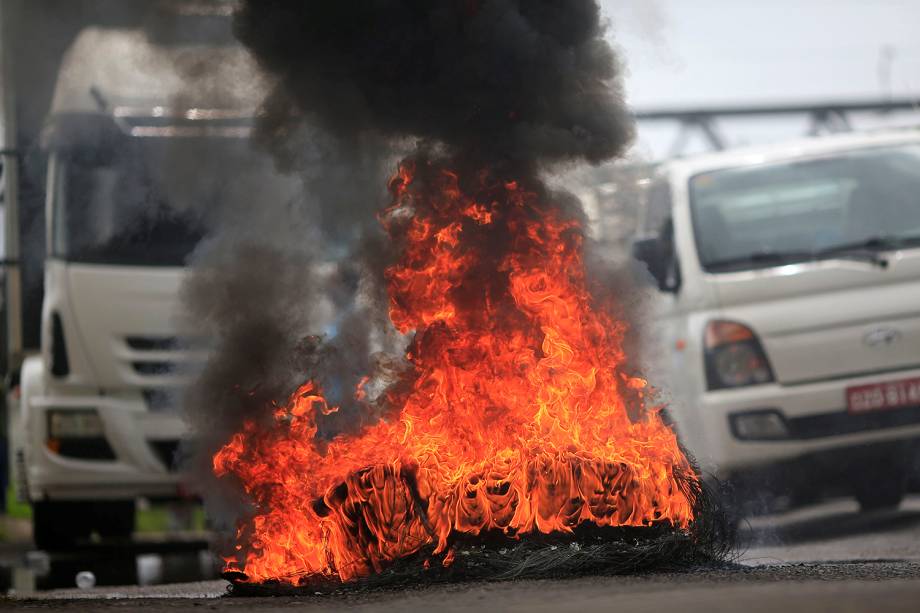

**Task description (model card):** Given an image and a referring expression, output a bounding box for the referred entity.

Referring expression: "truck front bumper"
[25,392,189,502]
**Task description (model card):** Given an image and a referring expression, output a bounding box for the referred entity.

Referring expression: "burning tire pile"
[195,0,733,593]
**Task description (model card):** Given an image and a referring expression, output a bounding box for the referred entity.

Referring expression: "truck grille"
[116,336,207,412]
[118,335,206,384]
[125,336,183,351]
[149,439,183,472]
[141,389,180,412]
[133,361,174,376]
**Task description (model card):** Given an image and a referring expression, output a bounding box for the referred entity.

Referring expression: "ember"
[212,156,698,585]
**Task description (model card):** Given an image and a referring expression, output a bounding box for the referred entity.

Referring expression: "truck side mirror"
[632,231,680,294]
[42,112,124,167]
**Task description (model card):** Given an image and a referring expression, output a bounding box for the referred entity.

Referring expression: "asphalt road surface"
[5,496,920,612]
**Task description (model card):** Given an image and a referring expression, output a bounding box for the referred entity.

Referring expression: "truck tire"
[33,500,136,549]
[32,501,92,550]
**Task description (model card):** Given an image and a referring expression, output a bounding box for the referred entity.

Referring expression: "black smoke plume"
[186,0,641,539]
[235,0,633,165]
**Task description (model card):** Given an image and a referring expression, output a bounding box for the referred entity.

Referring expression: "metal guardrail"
[632,99,920,156]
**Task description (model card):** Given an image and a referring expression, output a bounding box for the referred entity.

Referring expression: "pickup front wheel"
[853,465,907,512]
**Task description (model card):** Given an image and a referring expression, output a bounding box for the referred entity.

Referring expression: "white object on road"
[75,571,96,589]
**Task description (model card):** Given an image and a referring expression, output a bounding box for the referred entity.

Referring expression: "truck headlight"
[704,320,774,390]
[47,409,104,439]
[46,409,116,460]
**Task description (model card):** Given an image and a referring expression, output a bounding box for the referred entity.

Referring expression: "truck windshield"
[52,134,282,266]
[689,143,920,272]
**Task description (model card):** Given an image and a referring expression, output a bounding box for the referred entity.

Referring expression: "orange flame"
[213,160,696,584]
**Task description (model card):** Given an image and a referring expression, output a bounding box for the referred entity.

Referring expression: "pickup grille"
[731,405,920,441]
[788,405,920,439]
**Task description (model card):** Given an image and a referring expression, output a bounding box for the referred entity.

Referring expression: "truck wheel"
[854,473,906,512]
[32,501,93,550]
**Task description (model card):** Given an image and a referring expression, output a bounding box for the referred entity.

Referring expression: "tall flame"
[213,158,696,584]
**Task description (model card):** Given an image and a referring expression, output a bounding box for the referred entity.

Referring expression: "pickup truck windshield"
[689,143,920,272]
[52,134,282,266]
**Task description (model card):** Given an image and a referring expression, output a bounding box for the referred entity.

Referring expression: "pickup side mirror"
[632,233,680,293]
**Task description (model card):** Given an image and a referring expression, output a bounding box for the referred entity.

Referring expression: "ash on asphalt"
[6,560,920,612]
[7,496,920,611]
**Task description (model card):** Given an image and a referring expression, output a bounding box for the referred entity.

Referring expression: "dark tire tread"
[32,500,135,550]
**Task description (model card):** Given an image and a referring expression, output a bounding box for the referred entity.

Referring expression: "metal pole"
[0,0,23,376]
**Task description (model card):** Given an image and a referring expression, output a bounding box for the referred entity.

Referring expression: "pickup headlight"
[704,320,774,390]
[730,409,789,440]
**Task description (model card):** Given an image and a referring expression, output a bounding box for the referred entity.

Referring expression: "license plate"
[846,377,920,413]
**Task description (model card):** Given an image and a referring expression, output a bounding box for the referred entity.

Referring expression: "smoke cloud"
[234,0,633,165]
[184,0,638,529]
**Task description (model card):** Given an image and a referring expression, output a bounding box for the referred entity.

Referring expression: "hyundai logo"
[863,327,903,348]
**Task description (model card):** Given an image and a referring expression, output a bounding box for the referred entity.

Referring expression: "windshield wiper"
[811,236,914,268]
[705,250,814,271]
[705,236,920,272]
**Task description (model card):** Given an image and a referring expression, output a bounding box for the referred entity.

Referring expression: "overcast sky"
[599,0,920,156]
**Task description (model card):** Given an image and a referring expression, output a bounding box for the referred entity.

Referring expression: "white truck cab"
[634,129,920,514]
[15,25,290,547]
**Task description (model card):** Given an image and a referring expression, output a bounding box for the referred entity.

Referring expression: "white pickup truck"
[14,25,294,548]
[633,129,920,514]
